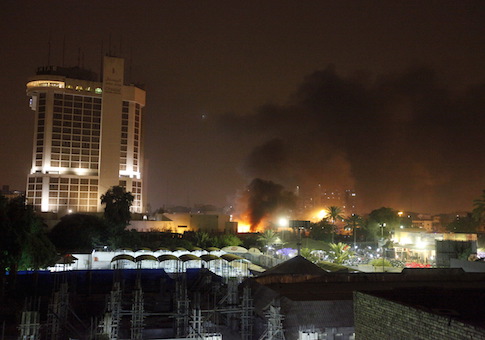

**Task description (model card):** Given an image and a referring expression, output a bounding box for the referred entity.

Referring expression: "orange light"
[237,223,251,233]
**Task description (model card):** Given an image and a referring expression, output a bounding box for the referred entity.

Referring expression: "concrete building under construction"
[5,256,485,339]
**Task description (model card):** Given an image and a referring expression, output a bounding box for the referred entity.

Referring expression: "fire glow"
[235,217,267,233]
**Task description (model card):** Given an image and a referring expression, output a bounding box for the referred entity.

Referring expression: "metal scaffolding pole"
[259,303,286,340]
[187,309,204,339]
[241,286,254,340]
[175,275,190,338]
[227,278,239,330]
[46,282,69,340]
[18,297,41,340]
[98,281,122,340]
[131,279,144,340]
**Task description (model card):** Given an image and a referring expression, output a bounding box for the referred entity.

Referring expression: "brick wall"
[354,291,485,339]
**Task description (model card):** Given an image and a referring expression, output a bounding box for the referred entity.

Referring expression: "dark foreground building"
[245,257,485,340]
[354,288,485,340]
[3,257,485,339]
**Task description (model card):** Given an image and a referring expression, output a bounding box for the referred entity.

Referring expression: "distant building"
[412,218,433,232]
[0,184,24,200]
[25,56,146,214]
[393,230,478,264]
[129,213,233,234]
[299,185,358,216]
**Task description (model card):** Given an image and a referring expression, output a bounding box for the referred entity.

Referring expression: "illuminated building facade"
[26,56,146,213]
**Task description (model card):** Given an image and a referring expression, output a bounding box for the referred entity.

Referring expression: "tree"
[300,248,319,262]
[214,234,243,248]
[345,214,363,247]
[309,219,333,242]
[365,207,399,241]
[257,229,280,249]
[472,190,485,228]
[446,213,479,233]
[100,186,134,246]
[326,206,343,242]
[193,231,212,248]
[49,213,110,252]
[0,195,56,275]
[327,242,353,264]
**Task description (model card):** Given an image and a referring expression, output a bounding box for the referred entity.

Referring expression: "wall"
[354,291,485,340]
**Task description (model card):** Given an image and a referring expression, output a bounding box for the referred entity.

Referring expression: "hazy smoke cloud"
[242,178,296,231]
[221,65,485,213]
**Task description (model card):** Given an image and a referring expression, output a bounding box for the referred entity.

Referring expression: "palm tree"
[472,190,485,229]
[326,206,343,243]
[328,242,353,265]
[345,214,363,248]
[100,186,134,228]
[300,248,319,262]
[257,229,280,250]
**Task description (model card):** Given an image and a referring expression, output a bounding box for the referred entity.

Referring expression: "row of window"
[50,177,98,185]
[34,94,47,167]
[54,93,101,103]
[49,191,98,199]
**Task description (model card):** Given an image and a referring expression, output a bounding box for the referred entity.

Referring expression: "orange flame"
[233,214,267,233]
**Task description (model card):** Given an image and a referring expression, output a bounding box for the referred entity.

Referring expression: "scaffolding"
[46,282,69,340]
[215,277,239,331]
[187,309,204,339]
[259,303,286,340]
[131,278,145,340]
[18,297,41,340]
[175,275,190,338]
[241,286,253,340]
[98,281,122,339]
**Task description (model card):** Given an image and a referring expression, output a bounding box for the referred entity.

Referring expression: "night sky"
[1,1,485,214]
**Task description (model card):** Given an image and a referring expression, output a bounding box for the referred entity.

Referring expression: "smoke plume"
[240,178,296,231]
[221,65,485,214]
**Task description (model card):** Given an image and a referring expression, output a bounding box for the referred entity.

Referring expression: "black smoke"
[242,178,296,231]
[221,65,485,214]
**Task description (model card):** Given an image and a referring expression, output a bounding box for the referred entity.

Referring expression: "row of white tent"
[51,247,264,277]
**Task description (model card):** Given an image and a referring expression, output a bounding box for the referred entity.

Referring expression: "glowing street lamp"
[278,217,289,228]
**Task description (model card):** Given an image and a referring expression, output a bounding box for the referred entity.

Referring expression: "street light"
[296,226,305,256]
[380,223,387,272]
[380,223,387,239]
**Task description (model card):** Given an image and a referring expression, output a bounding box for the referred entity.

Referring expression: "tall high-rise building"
[26,56,146,214]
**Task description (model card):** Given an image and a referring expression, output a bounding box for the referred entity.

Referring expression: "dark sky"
[1,1,485,214]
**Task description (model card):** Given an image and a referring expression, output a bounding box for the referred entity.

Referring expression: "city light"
[278,217,289,228]
[237,223,251,233]
[317,209,327,220]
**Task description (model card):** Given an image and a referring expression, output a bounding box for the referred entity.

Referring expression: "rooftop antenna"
[77,47,81,67]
